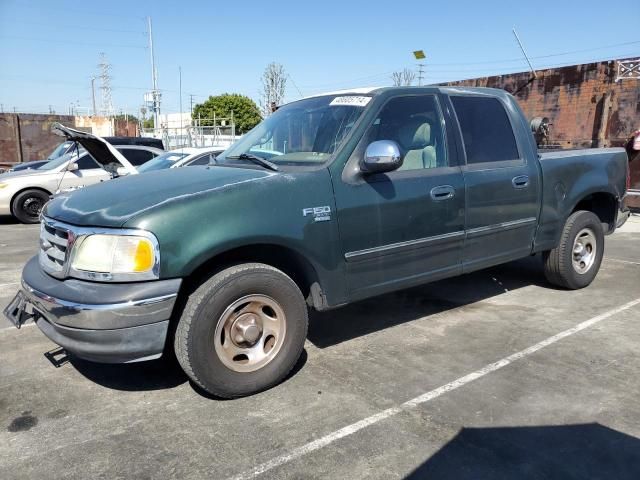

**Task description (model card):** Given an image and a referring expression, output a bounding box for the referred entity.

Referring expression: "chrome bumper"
[21,279,178,331]
[17,256,182,363]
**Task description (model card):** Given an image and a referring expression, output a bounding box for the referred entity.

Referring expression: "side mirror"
[67,162,78,172]
[116,166,128,177]
[362,140,402,174]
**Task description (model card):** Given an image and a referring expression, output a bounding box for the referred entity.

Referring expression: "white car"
[0,124,162,224]
[137,147,225,173]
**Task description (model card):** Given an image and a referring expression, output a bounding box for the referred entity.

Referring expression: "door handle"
[512,175,529,189]
[430,185,455,201]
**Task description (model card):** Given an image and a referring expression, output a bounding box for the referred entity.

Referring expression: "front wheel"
[11,189,49,224]
[174,263,308,398]
[543,210,604,289]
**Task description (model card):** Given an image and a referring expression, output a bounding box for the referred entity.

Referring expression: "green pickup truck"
[5,87,630,398]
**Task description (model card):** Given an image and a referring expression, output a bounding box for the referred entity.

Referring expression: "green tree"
[192,93,262,134]
[113,113,139,124]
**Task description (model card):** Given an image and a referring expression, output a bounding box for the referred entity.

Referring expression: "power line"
[299,51,638,91]
[9,20,145,34]
[287,74,304,98]
[17,2,145,20]
[427,40,640,66]
[428,53,640,83]
[0,35,146,49]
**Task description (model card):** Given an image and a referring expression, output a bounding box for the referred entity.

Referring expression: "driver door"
[333,94,465,300]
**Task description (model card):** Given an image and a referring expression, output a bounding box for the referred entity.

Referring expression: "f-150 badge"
[303,206,331,222]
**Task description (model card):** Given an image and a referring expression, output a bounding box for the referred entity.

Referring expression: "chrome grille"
[39,218,71,278]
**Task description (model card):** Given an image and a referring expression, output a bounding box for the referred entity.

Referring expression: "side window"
[119,148,155,166]
[187,154,212,166]
[451,96,519,164]
[363,95,447,171]
[76,154,100,170]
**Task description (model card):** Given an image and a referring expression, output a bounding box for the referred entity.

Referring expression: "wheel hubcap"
[231,314,262,347]
[572,228,597,274]
[23,197,43,218]
[214,294,286,373]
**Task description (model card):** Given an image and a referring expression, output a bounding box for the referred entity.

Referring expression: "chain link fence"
[141,118,238,150]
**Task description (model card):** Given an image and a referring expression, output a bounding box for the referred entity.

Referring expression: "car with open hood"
[0,124,163,223]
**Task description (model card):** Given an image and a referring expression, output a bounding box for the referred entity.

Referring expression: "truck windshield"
[217,95,371,166]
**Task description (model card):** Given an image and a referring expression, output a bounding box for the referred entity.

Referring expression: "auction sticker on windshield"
[329,96,371,107]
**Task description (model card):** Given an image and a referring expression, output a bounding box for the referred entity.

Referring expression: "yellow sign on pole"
[413,50,426,60]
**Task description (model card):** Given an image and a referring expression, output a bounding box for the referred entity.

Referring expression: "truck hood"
[43,165,275,227]
[52,123,138,176]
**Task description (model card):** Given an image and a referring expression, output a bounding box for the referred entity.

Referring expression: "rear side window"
[451,96,519,164]
[118,148,155,166]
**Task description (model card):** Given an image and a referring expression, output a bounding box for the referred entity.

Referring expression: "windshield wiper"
[227,153,279,171]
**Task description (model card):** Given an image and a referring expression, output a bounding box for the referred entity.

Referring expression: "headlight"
[70,234,159,281]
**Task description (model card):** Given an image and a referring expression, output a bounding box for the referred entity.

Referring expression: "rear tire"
[11,189,49,224]
[543,210,604,289]
[174,263,308,398]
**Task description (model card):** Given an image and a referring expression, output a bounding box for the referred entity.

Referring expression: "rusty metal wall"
[14,114,76,165]
[445,59,640,149]
[0,114,139,168]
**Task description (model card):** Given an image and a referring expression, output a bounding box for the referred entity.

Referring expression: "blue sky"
[1,0,638,116]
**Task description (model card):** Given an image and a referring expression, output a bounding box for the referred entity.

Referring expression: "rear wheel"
[174,263,308,398]
[543,210,604,289]
[11,189,49,224]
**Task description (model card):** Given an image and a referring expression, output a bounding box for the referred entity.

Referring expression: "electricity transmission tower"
[98,52,114,117]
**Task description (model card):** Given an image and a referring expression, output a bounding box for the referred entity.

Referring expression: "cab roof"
[303,85,511,100]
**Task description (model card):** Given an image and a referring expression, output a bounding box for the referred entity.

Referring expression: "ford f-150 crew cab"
[4,87,630,398]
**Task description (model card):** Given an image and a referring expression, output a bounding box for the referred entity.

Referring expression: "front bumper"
[16,256,182,363]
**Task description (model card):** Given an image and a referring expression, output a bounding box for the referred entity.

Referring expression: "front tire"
[11,189,49,224]
[543,210,604,289]
[174,263,308,398]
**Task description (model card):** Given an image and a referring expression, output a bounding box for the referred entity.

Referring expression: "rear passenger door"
[449,95,539,272]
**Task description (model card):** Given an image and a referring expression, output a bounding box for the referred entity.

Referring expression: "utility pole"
[416,64,425,86]
[190,94,195,116]
[179,66,183,129]
[413,50,426,86]
[90,76,97,116]
[147,16,161,129]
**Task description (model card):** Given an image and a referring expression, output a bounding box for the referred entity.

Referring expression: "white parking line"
[0,282,19,288]
[230,297,640,480]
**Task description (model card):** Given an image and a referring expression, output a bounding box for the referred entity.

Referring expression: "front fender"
[124,168,349,306]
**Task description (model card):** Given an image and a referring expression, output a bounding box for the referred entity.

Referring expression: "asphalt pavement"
[1,215,639,479]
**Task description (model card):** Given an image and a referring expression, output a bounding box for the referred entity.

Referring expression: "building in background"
[445,57,639,150]
[157,112,192,129]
